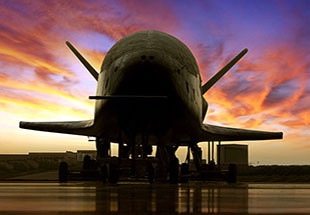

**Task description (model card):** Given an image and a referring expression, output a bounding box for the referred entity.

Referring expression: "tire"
[180,163,189,183]
[227,163,237,183]
[147,164,154,184]
[82,155,91,170]
[59,162,68,182]
[100,164,108,183]
[109,163,119,184]
[169,158,179,184]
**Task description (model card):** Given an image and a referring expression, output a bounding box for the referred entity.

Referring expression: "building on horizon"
[217,144,248,167]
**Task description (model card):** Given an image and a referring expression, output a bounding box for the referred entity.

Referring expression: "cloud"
[194,41,225,82]
[204,42,309,132]
[117,0,180,34]
[199,12,310,132]
[281,110,310,129]
[0,71,93,111]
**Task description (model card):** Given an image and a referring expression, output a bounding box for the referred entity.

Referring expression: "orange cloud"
[200,41,309,133]
[0,73,92,110]
[0,45,74,77]
[282,110,310,129]
[0,93,93,121]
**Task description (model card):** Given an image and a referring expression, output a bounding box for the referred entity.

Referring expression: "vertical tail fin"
[201,48,248,94]
[66,41,99,81]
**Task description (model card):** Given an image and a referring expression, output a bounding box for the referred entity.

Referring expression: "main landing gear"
[58,136,182,183]
[58,139,237,183]
[58,136,159,183]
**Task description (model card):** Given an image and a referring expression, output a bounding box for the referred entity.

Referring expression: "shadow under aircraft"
[20,30,282,180]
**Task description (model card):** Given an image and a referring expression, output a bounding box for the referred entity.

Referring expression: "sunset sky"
[0,0,309,165]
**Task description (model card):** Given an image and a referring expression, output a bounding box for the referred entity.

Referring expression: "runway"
[0,182,310,214]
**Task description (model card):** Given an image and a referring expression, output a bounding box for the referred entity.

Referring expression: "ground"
[0,182,310,214]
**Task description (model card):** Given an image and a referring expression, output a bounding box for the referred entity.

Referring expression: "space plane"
[20,30,282,176]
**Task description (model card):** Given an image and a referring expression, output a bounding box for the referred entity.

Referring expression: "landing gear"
[58,162,68,182]
[180,163,189,183]
[96,138,120,183]
[108,163,119,184]
[81,155,99,179]
[167,146,179,184]
[155,144,179,183]
[82,155,92,170]
[94,135,157,183]
[96,138,110,159]
[169,156,179,184]
[147,163,154,184]
[190,144,203,171]
[59,138,237,184]
[100,164,108,183]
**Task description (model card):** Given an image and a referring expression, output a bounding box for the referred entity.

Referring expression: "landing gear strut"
[167,146,179,184]
[96,138,110,159]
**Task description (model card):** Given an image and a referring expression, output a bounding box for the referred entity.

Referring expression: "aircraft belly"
[94,100,176,143]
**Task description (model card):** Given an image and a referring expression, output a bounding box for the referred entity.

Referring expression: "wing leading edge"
[200,124,283,141]
[19,120,97,136]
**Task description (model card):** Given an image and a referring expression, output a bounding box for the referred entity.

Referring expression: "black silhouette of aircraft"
[20,30,282,178]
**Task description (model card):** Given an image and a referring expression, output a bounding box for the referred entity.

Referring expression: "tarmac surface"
[8,170,59,180]
[0,182,310,214]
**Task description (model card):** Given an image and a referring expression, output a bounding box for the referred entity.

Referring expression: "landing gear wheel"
[82,155,91,170]
[147,164,154,184]
[109,163,119,184]
[100,164,108,183]
[227,163,237,183]
[58,162,68,182]
[169,157,179,184]
[180,163,189,183]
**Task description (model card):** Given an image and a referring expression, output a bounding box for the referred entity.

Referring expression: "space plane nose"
[115,50,174,96]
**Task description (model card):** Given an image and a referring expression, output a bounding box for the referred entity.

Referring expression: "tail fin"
[66,41,99,81]
[201,48,248,94]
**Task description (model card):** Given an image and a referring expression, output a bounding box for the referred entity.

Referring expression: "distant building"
[77,150,97,161]
[0,154,28,161]
[29,151,76,161]
[0,151,99,163]
[217,144,248,167]
[0,151,76,162]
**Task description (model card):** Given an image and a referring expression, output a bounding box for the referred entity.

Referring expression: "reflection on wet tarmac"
[95,183,249,214]
[0,182,310,214]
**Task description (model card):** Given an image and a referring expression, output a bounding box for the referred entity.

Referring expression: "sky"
[0,0,309,165]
